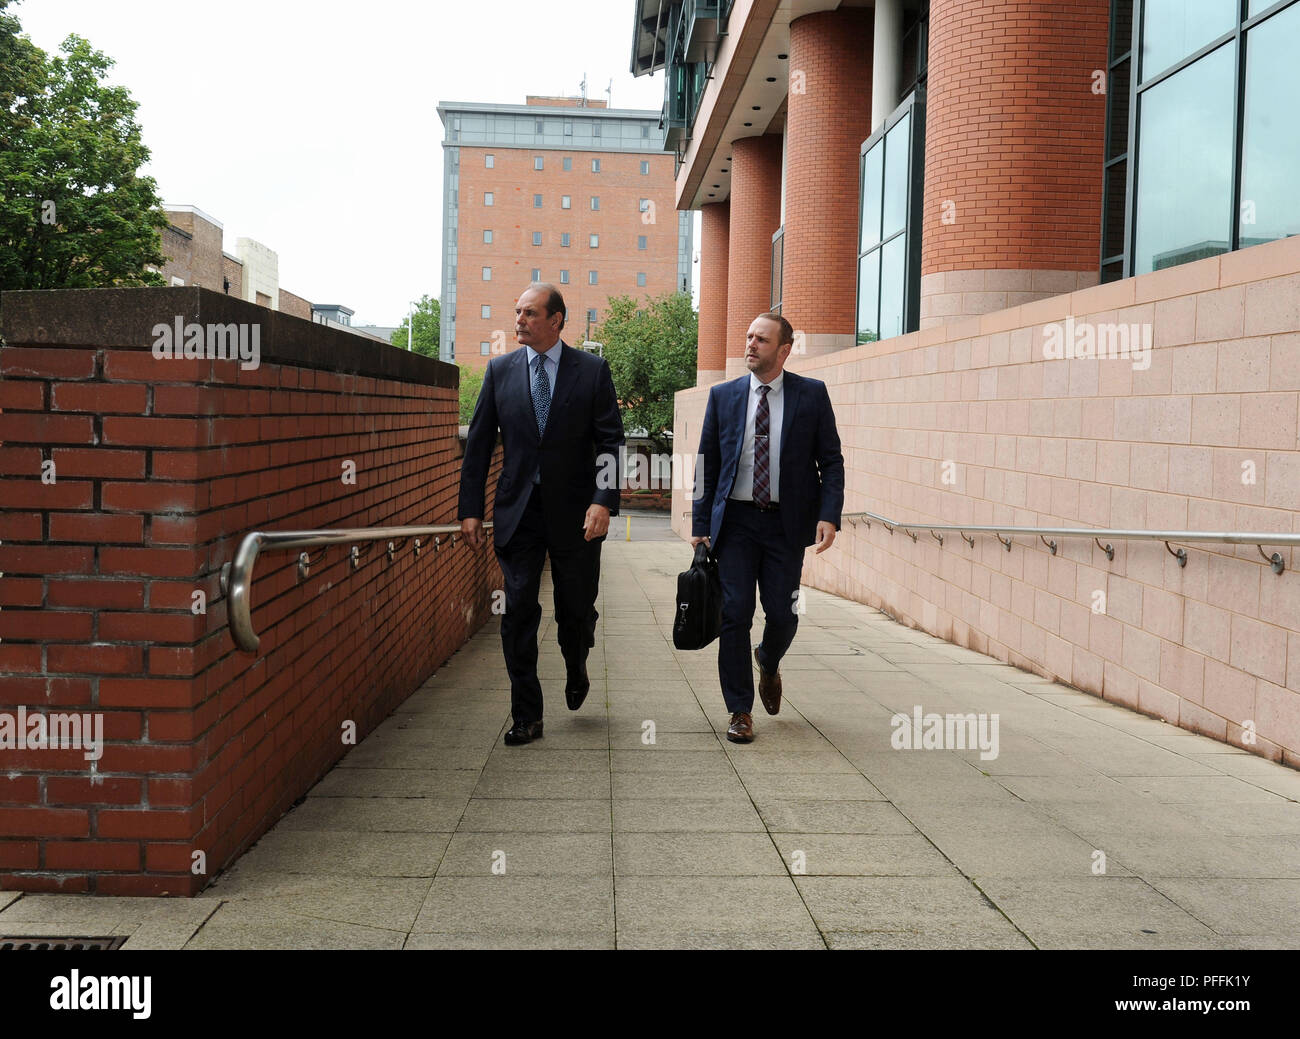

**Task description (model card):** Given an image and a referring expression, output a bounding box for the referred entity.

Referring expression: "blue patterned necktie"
[531,354,551,435]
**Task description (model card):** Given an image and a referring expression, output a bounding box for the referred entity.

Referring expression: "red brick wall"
[782,8,874,337]
[726,135,784,360]
[698,201,731,378]
[277,288,313,321]
[0,287,502,895]
[456,145,680,368]
[922,0,1110,276]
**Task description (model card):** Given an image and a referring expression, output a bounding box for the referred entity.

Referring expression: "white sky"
[14,0,689,326]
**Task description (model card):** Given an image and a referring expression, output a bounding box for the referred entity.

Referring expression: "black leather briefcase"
[672,542,722,651]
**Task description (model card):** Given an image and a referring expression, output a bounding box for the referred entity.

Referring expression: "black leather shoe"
[565,665,590,711]
[503,720,543,745]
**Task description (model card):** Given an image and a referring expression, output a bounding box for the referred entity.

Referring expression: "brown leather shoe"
[754,647,782,716]
[726,711,754,743]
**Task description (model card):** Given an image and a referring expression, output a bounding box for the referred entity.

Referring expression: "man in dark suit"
[460,283,625,745]
[691,312,844,743]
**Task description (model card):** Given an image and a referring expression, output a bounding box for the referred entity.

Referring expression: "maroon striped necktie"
[753,384,771,507]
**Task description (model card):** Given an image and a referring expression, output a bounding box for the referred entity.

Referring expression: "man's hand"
[690,536,710,549]
[814,521,837,554]
[460,517,485,550]
[583,504,611,541]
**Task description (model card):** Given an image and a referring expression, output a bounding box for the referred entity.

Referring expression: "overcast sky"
[14,0,679,326]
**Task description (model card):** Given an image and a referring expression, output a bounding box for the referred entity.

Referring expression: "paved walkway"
[3,518,1299,949]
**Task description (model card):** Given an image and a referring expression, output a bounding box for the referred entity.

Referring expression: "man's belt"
[729,498,780,513]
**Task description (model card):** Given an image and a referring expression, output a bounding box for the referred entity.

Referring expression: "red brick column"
[782,7,874,351]
[0,287,502,895]
[921,0,1110,327]
[726,134,784,373]
[697,201,730,385]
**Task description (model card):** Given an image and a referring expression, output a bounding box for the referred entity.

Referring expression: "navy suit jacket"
[692,370,844,551]
[459,342,625,548]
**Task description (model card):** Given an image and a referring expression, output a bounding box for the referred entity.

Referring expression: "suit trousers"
[715,502,805,714]
[494,483,601,723]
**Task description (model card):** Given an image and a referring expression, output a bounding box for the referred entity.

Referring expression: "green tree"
[391,295,440,357]
[0,2,167,291]
[457,363,484,425]
[596,292,698,449]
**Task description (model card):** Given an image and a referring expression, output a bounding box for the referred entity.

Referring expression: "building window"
[589,234,599,248]
[562,195,572,209]
[560,269,570,284]
[480,341,491,356]
[533,194,542,209]
[637,272,647,287]
[563,156,572,171]
[484,192,494,206]
[856,96,924,344]
[641,125,650,138]
[589,270,598,285]
[482,266,492,281]
[641,160,650,175]
[637,235,647,250]
[531,268,541,281]
[587,308,598,323]
[639,198,651,212]
[532,231,543,246]
[592,121,601,137]
[481,304,491,318]
[564,121,573,136]
[591,158,601,173]
[483,229,493,244]
[535,118,544,133]
[485,154,494,168]
[590,196,600,211]
[1121,0,1300,276]
[534,156,544,170]
[561,232,571,247]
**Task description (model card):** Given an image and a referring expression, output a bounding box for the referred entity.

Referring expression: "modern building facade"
[633,0,1299,378]
[635,0,1300,764]
[436,95,695,368]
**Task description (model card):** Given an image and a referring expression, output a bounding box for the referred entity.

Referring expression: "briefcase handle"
[693,541,713,567]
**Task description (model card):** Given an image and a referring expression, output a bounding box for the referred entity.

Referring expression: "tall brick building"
[436,95,695,369]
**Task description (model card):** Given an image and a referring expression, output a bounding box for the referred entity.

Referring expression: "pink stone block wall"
[673,236,1300,766]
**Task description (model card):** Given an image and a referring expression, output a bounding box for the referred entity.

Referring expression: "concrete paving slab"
[275,796,469,833]
[438,833,612,876]
[613,833,787,876]
[457,798,611,833]
[229,830,451,877]
[793,876,1016,936]
[412,876,614,934]
[769,834,962,877]
[613,798,765,833]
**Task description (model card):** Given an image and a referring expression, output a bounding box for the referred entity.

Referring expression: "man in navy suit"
[460,284,625,745]
[691,312,844,743]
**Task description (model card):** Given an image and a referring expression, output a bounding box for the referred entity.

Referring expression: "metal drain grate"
[1,936,127,951]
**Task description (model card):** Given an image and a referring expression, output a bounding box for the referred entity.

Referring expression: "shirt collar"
[750,370,784,395]
[527,340,563,367]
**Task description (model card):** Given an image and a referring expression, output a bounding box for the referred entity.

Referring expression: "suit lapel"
[540,341,573,445]
[779,371,799,461]
[515,347,540,444]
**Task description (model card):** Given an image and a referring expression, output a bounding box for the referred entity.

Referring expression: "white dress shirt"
[730,371,784,503]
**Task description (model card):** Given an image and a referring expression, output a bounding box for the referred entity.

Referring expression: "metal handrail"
[842,511,1296,575]
[220,522,495,654]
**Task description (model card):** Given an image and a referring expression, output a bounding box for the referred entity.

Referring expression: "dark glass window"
[1141,0,1235,82]
[1240,0,1300,246]
[1133,41,1234,272]
[856,101,923,344]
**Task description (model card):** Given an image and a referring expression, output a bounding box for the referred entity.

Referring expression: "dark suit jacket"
[459,341,625,548]
[692,370,844,551]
